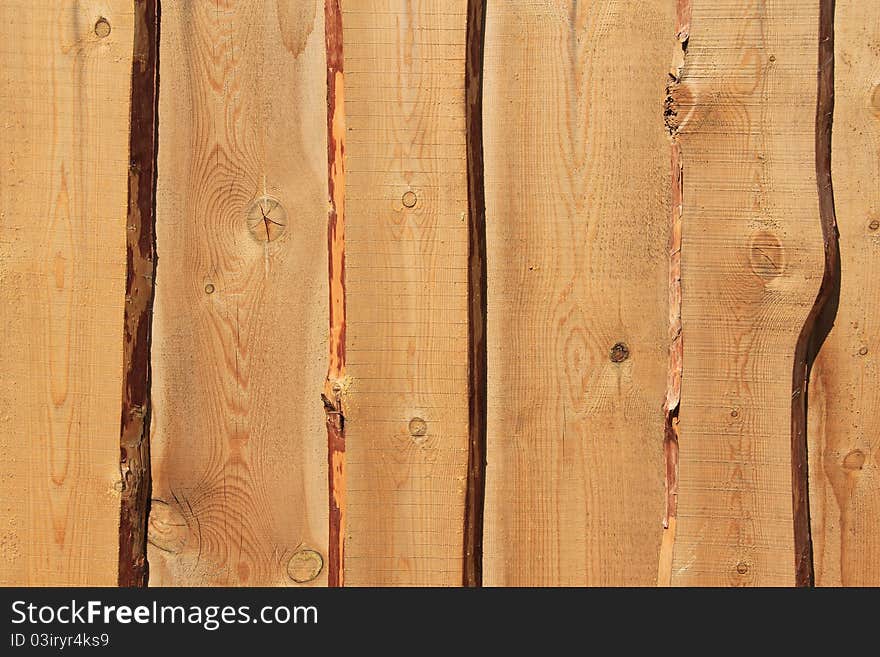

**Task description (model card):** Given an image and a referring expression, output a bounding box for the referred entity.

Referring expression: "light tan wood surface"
[3,0,877,590]
[808,0,880,587]
[0,0,132,585]
[149,0,329,586]
[341,0,471,586]
[671,0,824,586]
[482,0,674,586]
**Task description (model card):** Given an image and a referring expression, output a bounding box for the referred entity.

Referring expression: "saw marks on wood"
[149,1,329,586]
[341,0,470,586]
[809,0,880,587]
[0,1,132,585]
[671,0,824,586]
[483,0,673,586]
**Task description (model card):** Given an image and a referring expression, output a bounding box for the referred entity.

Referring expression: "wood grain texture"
[0,0,132,585]
[149,0,329,586]
[809,0,880,587]
[341,0,470,586]
[671,0,825,586]
[483,0,673,586]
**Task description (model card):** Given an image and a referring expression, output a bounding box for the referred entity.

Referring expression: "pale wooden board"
[341,0,470,586]
[808,0,880,587]
[483,0,673,586]
[149,0,329,586]
[0,1,132,585]
[671,0,824,585]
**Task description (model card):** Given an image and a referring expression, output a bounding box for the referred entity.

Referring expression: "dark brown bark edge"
[118,0,160,587]
[791,0,840,588]
[463,0,487,588]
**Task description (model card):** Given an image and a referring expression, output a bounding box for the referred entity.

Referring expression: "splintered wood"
[809,0,880,587]
[671,0,825,585]
[341,1,471,586]
[0,1,132,585]
[483,0,674,586]
[149,1,329,586]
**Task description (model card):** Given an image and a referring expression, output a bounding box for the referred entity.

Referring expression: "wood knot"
[402,190,418,208]
[246,195,287,242]
[748,231,785,280]
[94,17,111,38]
[287,549,324,583]
[729,557,756,585]
[409,417,428,440]
[147,499,189,554]
[609,342,630,363]
[843,449,866,471]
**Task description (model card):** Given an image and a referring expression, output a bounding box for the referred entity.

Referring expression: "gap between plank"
[790,0,841,588]
[118,0,161,588]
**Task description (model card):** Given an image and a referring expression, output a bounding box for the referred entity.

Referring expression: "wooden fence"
[1,0,875,587]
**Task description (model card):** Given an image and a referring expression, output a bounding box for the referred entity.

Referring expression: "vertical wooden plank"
[341,1,471,586]
[483,1,674,586]
[149,0,329,586]
[671,0,825,585]
[809,0,880,587]
[0,1,132,585]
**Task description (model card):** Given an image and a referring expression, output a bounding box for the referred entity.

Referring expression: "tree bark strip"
[463,0,487,589]
[118,0,160,589]
[790,0,840,587]
[324,0,346,589]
